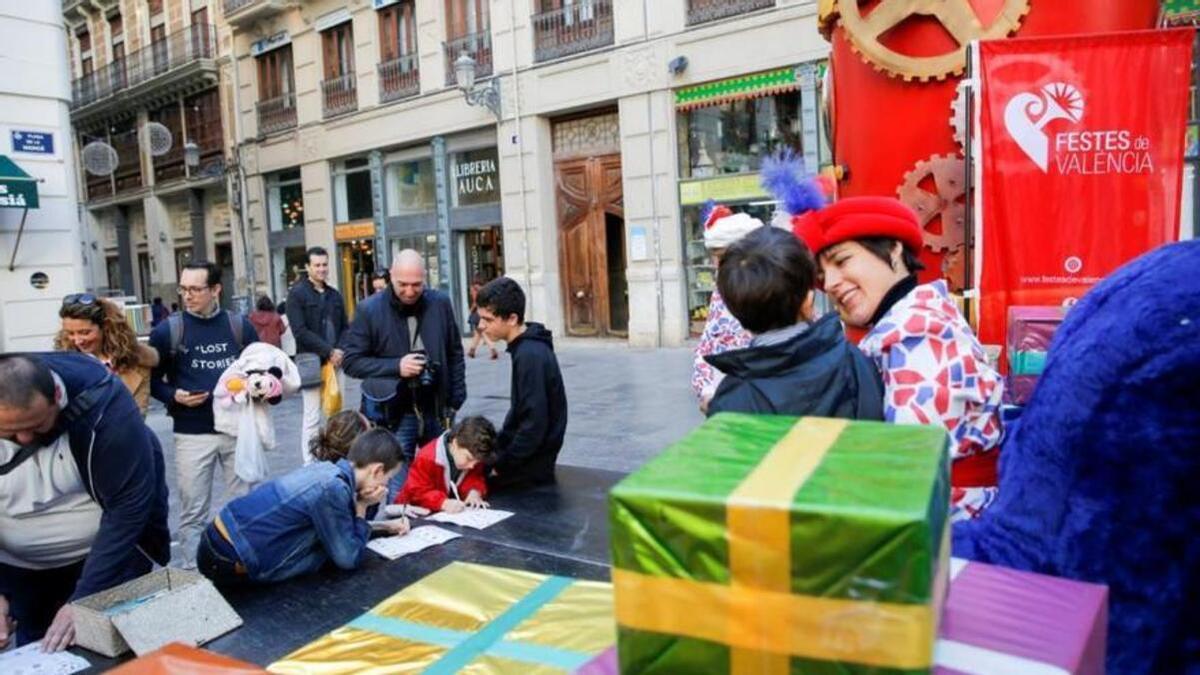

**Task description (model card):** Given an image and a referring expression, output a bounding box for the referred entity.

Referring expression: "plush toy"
[213,343,301,451]
[953,240,1200,673]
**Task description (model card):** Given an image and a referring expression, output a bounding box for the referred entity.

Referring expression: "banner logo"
[1005,82,1085,172]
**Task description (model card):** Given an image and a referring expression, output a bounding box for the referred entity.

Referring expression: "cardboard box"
[71,568,242,658]
[610,414,952,673]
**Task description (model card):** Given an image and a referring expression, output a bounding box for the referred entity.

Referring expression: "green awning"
[675,67,801,111]
[1162,0,1200,25]
[0,155,39,209]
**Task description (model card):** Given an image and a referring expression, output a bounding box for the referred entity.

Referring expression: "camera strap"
[408,314,424,353]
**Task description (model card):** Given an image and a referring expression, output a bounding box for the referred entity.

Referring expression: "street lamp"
[184,141,200,172]
[454,52,501,119]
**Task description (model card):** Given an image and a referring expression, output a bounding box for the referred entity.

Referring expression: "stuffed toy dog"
[954,240,1200,673]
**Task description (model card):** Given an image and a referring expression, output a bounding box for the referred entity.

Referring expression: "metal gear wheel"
[950,79,968,151]
[897,153,966,253]
[832,0,1030,82]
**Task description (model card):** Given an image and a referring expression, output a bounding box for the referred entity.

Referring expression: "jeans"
[0,560,85,646]
[196,527,245,587]
[386,412,444,503]
[173,433,250,568]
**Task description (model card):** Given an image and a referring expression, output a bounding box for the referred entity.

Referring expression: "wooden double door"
[555,154,628,337]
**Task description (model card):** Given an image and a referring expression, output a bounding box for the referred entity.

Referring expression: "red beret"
[791,196,923,255]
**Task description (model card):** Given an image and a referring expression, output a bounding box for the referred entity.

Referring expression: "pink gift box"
[580,559,1107,674]
[935,558,1107,674]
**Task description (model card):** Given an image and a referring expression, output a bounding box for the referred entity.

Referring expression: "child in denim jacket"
[197,429,408,584]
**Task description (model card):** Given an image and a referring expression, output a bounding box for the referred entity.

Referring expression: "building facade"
[62,0,246,309]
[228,0,829,346]
[0,1,87,350]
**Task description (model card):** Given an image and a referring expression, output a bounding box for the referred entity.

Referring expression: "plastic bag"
[322,362,342,417]
[233,405,269,483]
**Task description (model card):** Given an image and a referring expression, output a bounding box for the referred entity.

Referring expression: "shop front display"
[674,63,829,336]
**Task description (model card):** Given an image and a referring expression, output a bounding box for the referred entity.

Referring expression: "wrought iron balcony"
[321,72,358,118]
[257,91,297,135]
[532,0,614,62]
[70,23,217,122]
[444,31,492,87]
[379,54,420,103]
[686,0,775,26]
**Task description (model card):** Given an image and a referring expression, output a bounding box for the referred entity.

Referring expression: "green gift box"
[610,414,951,674]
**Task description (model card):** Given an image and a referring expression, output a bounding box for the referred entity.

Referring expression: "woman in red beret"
[793,197,1005,521]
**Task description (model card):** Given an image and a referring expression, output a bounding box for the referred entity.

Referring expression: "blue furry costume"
[953,240,1200,673]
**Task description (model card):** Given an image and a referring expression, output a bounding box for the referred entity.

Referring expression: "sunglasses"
[62,293,99,308]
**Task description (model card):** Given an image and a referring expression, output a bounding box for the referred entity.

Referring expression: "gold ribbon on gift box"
[615,417,948,672]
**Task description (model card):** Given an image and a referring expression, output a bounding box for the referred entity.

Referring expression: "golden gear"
[897,153,966,253]
[951,79,969,151]
[818,0,839,38]
[832,0,1030,82]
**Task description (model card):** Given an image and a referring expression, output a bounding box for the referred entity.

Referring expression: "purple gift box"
[1006,306,1066,404]
[581,558,1107,674]
[934,558,1108,674]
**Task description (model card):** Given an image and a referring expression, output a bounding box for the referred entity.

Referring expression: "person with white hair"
[341,250,467,480]
[690,202,777,413]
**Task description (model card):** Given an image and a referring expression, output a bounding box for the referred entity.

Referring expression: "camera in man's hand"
[409,350,438,388]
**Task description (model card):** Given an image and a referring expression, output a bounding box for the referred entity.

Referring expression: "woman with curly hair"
[55,294,160,416]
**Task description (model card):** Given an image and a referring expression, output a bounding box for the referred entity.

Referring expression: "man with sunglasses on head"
[148,262,258,569]
[0,353,170,652]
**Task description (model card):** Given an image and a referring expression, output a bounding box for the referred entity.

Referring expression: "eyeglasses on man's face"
[178,285,212,296]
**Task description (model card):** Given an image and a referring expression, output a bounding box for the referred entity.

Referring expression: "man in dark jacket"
[342,249,466,466]
[705,226,884,420]
[474,277,568,489]
[287,247,349,463]
[0,353,170,651]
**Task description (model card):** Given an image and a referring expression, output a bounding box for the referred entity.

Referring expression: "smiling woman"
[792,196,1006,522]
[53,296,159,417]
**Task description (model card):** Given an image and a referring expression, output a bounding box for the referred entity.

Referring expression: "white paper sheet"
[0,642,90,675]
[366,526,460,560]
[425,508,514,530]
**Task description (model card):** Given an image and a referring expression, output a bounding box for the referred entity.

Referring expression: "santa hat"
[791,197,923,256]
[701,201,765,250]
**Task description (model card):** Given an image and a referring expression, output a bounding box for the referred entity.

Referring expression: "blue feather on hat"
[699,199,717,229]
[761,150,827,216]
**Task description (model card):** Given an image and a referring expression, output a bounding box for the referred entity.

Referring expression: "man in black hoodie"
[474,277,568,489]
[705,226,884,420]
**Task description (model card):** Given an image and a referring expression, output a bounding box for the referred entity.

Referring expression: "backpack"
[167,311,247,361]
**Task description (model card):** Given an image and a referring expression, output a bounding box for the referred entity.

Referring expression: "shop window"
[682,201,775,336]
[334,157,374,222]
[385,158,436,216]
[450,147,500,207]
[268,168,305,232]
[677,92,802,179]
[391,234,440,287]
[273,245,309,299]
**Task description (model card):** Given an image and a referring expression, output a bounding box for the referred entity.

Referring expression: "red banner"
[975,29,1193,358]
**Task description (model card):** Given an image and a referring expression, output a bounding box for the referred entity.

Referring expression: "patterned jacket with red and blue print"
[858,281,1005,521]
[691,288,753,401]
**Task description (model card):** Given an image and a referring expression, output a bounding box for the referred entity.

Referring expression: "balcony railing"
[532,0,613,62]
[379,54,420,103]
[321,72,358,118]
[257,91,297,135]
[71,23,215,109]
[686,0,774,25]
[444,31,492,87]
[223,0,255,14]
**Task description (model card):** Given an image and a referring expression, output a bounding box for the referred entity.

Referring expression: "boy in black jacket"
[474,277,567,489]
[705,227,885,420]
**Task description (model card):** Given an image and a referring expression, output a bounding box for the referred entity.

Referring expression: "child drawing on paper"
[395,416,497,513]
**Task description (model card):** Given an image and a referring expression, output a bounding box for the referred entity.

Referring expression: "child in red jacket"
[395,416,497,512]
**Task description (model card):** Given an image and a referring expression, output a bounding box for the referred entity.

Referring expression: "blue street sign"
[11,130,54,155]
